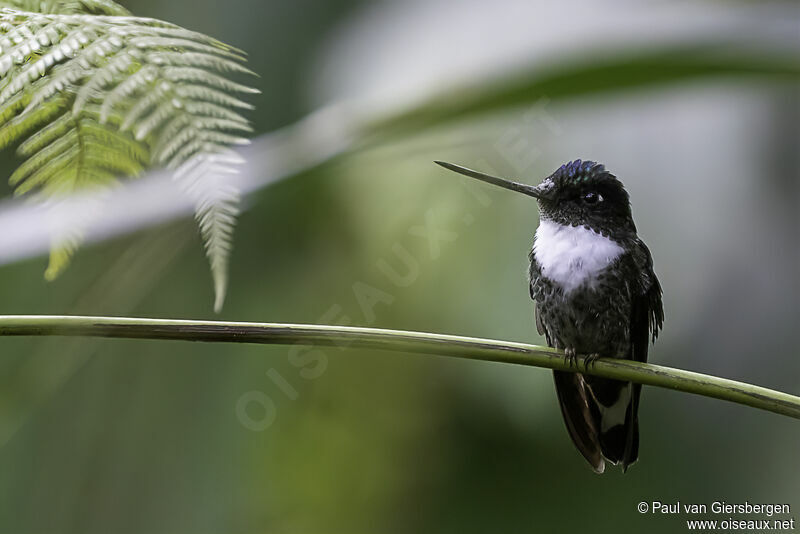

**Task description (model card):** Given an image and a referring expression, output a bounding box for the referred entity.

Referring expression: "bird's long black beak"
[434,161,543,199]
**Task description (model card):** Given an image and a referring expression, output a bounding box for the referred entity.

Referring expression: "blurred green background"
[0,0,798,532]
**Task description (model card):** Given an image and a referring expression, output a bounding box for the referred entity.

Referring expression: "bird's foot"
[583,353,601,370]
[564,347,578,368]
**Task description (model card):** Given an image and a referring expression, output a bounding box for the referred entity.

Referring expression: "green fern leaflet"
[0,0,258,311]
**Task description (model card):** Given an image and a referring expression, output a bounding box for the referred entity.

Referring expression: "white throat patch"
[533,220,623,293]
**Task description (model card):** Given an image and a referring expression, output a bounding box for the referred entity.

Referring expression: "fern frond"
[133,98,177,140]
[177,150,242,312]
[0,1,130,16]
[118,78,169,130]
[168,133,249,169]
[182,101,252,125]
[129,36,245,61]
[71,49,136,113]
[10,111,146,194]
[0,92,63,149]
[16,109,70,153]
[99,63,156,122]
[162,67,259,94]
[174,85,254,110]
[0,90,26,125]
[147,51,255,76]
[10,124,76,186]
[11,142,79,193]
[0,4,256,310]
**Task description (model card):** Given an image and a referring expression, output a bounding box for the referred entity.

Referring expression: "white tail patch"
[596,383,631,433]
[533,220,623,293]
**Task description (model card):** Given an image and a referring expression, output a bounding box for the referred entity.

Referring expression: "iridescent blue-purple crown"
[549,160,615,186]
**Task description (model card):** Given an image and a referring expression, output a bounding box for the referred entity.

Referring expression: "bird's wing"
[629,238,664,364]
[621,238,664,469]
[535,304,548,340]
[528,254,552,342]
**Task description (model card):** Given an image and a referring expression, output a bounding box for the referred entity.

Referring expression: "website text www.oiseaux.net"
[637,500,795,531]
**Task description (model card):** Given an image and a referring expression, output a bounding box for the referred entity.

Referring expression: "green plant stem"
[0,315,797,419]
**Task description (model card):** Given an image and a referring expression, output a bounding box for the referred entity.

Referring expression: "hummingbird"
[435,159,664,473]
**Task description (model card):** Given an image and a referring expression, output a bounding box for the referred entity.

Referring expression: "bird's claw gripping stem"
[564,347,578,368]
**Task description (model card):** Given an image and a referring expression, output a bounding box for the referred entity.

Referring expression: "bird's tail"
[552,371,640,473]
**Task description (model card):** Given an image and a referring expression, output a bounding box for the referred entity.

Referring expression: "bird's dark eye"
[582,191,603,205]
